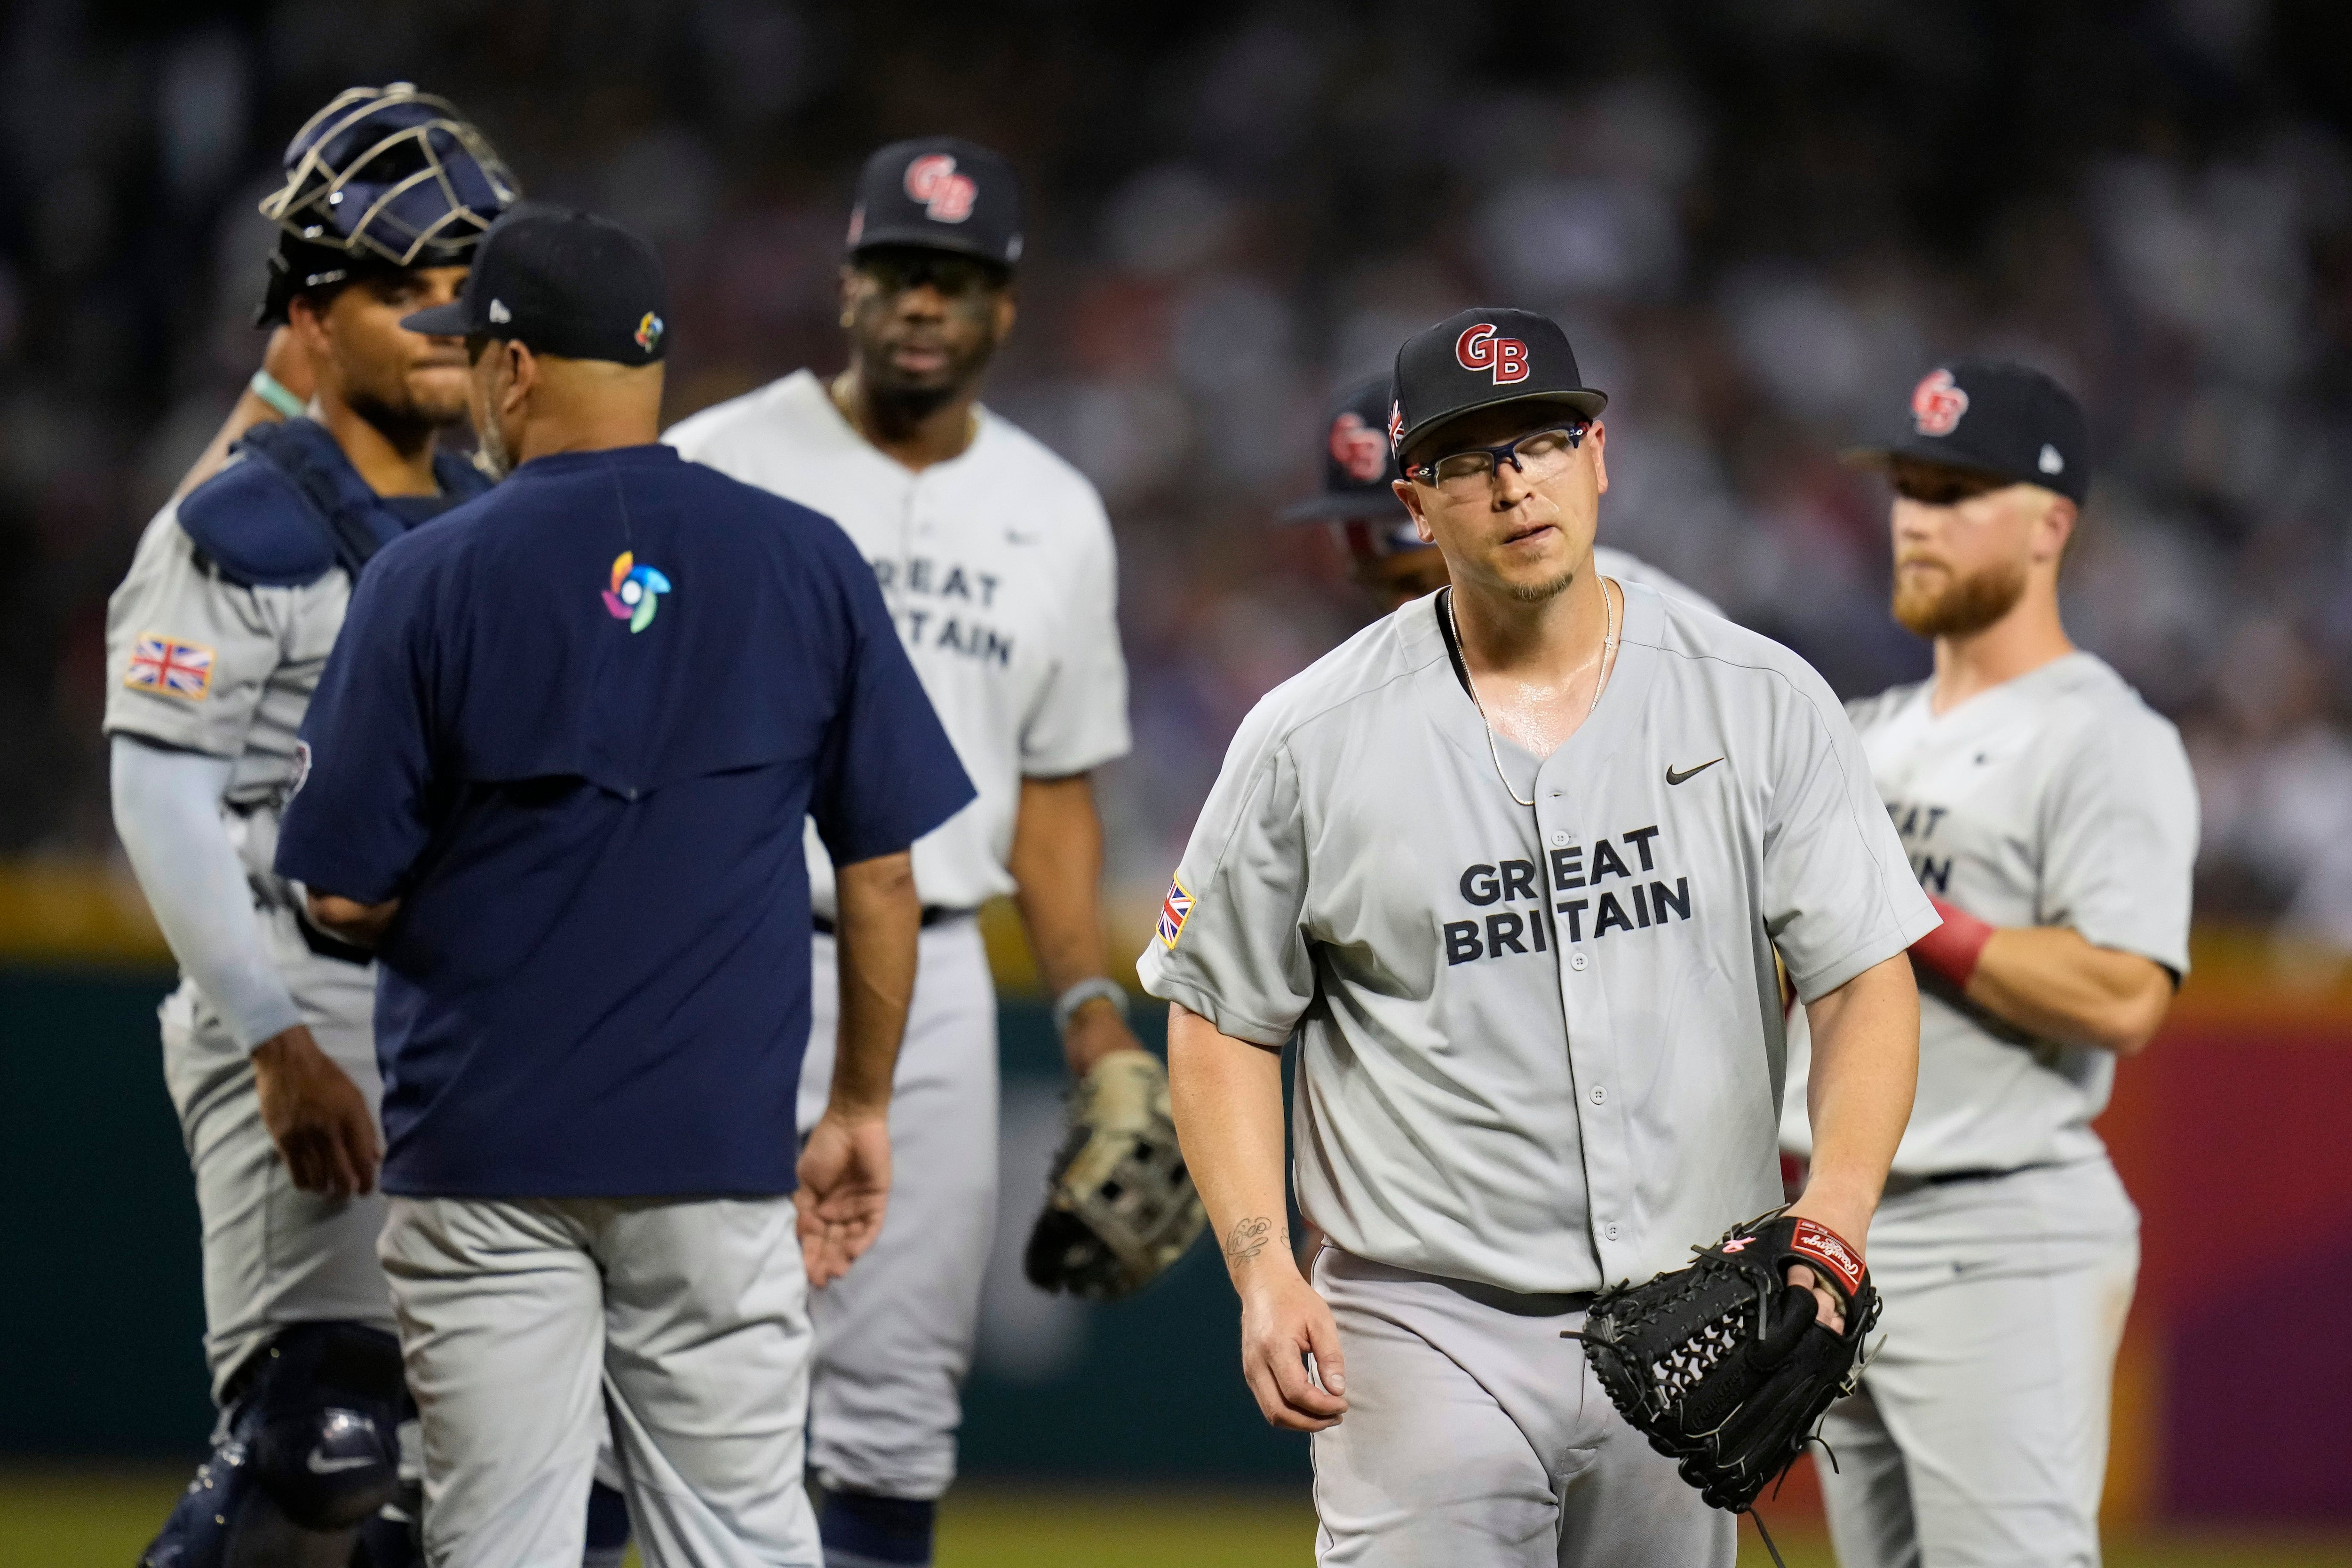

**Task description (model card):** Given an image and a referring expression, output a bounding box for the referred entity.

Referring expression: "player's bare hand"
[1238,1265,1349,1432]
[1061,999,1144,1077]
[797,1109,891,1288]
[252,1024,380,1199]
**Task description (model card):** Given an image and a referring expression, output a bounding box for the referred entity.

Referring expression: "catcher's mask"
[256,83,519,326]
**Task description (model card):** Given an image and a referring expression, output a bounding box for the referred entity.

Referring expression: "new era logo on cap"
[2038,443,2064,475]
[1456,322,1531,385]
[487,298,511,324]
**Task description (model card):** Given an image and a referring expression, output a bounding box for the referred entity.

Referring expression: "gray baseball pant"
[796,919,998,1502]
[159,949,393,1399]
[379,1194,820,1568]
[1818,1156,2138,1568]
[1309,1248,1735,1568]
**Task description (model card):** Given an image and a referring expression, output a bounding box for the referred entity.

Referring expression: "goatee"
[1891,557,2026,639]
[1508,566,1581,604]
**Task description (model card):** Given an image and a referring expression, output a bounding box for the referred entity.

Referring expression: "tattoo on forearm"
[1224,1215,1282,1264]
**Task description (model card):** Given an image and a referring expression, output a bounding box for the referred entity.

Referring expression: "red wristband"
[1909,893,1994,988]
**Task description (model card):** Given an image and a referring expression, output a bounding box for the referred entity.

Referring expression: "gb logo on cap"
[1329,412,1387,482]
[1912,368,1970,436]
[1456,323,1530,386]
[904,154,977,223]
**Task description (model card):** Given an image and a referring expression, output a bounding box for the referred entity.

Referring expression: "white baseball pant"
[378,1194,820,1568]
[1819,1156,2139,1568]
[1308,1248,1735,1568]
[796,918,999,1501]
[159,942,394,1398]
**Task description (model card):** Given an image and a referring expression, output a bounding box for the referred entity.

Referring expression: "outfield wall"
[4,871,2344,1520]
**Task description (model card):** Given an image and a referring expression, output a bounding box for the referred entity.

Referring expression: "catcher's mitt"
[1573,1210,1878,1515]
[1022,1049,1208,1299]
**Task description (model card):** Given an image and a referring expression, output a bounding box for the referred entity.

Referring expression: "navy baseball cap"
[1844,359,2090,505]
[845,137,1023,269]
[1389,308,1607,467]
[1283,376,1415,524]
[402,204,668,365]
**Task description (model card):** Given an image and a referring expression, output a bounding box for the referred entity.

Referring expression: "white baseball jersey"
[665,370,1130,918]
[1780,651,2198,1176]
[1139,581,1937,1295]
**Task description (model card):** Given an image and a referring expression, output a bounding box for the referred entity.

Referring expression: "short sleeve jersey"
[1779,652,2198,1176]
[664,370,1129,916]
[104,485,348,802]
[274,445,974,1199]
[1138,582,1936,1295]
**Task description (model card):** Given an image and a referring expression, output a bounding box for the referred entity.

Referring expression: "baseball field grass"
[8,1468,2348,1567]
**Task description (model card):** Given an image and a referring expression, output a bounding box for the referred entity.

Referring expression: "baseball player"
[1780,361,2198,1567]
[103,85,518,1568]
[1285,373,1724,617]
[664,138,1185,1568]
[1147,307,1938,1568]
[277,203,974,1568]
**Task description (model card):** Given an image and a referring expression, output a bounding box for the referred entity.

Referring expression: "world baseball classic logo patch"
[124,634,214,701]
[1157,875,1194,950]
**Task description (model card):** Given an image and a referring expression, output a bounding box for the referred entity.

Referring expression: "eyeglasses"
[1406,423,1588,494]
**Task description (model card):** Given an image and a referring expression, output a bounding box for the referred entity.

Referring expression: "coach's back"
[286,447,962,1196]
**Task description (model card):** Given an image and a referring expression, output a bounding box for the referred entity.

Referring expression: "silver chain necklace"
[1446,579,1619,809]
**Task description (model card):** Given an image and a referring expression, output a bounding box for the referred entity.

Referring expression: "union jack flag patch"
[1157,875,1194,950]
[124,634,215,702]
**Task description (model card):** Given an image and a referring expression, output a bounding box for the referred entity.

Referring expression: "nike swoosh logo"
[306,1449,376,1475]
[1666,757,1725,785]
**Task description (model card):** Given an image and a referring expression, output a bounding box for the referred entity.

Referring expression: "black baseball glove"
[1572,1210,1878,1514]
[1022,1049,1208,1299]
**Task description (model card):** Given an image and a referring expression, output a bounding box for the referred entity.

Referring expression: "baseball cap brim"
[399,300,474,336]
[1279,490,1410,523]
[848,226,1015,267]
[1838,440,2016,483]
[1397,388,1608,467]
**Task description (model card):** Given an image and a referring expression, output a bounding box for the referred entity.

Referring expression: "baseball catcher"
[1024,1049,1208,1299]
[1573,1211,1878,1561]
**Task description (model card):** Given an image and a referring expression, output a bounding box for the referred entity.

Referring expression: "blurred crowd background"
[7,0,2352,956]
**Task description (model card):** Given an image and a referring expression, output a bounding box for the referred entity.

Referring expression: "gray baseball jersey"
[1139,581,1937,1295]
[1780,651,2198,1176]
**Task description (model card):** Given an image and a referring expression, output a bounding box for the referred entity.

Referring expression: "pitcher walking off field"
[1151,308,1936,1568]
